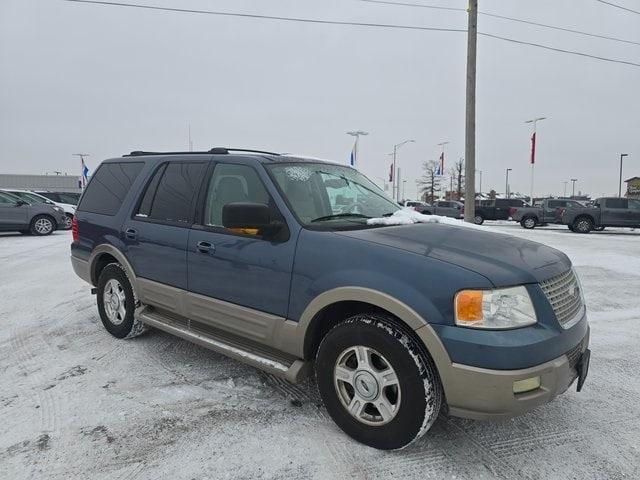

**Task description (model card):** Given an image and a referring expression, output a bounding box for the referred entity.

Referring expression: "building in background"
[0,174,81,193]
[625,177,640,199]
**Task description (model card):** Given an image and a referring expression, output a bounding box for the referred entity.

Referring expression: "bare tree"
[418,160,441,203]
[454,159,465,200]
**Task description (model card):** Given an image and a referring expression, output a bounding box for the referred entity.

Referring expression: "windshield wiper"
[310,213,371,223]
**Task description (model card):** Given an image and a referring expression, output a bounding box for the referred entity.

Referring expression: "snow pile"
[367,208,483,229]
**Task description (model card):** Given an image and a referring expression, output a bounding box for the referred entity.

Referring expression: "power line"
[596,0,640,15]
[357,0,640,46]
[63,0,466,33]
[64,0,640,68]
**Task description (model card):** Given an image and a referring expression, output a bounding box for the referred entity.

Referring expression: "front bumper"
[442,327,590,420]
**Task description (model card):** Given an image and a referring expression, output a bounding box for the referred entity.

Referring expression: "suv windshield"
[267,162,399,227]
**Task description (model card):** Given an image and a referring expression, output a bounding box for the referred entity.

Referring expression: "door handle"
[196,241,215,254]
[125,228,137,240]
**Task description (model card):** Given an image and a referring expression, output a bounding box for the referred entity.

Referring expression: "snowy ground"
[1,224,639,480]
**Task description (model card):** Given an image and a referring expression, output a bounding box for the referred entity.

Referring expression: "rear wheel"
[97,263,147,339]
[521,217,537,229]
[316,314,442,450]
[62,213,73,230]
[573,217,593,234]
[473,214,485,225]
[30,215,55,236]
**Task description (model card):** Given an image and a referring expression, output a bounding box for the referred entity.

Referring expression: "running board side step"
[136,306,311,383]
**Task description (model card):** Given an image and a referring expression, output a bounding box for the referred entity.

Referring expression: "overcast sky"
[1,0,639,199]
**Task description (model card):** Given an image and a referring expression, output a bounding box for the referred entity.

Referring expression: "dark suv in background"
[71,148,590,450]
[0,190,67,235]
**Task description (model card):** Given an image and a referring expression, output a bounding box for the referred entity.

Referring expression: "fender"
[89,244,138,289]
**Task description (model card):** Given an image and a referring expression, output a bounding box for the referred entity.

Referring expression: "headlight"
[455,286,537,329]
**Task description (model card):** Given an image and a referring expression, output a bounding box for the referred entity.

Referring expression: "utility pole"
[391,139,414,201]
[464,0,477,223]
[571,178,578,197]
[505,168,512,199]
[619,154,628,197]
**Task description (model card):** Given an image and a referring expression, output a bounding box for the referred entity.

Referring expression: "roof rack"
[124,148,281,157]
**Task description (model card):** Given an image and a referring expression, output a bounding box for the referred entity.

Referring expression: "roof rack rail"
[124,148,280,157]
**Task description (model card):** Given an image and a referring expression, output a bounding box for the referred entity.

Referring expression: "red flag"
[530,132,537,164]
[389,163,394,182]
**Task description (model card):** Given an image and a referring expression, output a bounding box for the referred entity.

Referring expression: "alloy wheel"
[103,279,127,325]
[334,345,401,426]
[34,218,53,234]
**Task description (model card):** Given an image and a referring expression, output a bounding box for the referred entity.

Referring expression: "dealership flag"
[81,158,90,187]
[530,132,537,164]
[436,151,444,176]
[349,140,357,167]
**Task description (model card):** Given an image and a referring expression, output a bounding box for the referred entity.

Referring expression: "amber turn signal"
[455,290,484,324]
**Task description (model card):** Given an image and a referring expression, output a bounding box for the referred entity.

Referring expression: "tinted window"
[56,193,80,205]
[604,198,628,209]
[547,200,562,208]
[78,162,144,215]
[38,192,60,202]
[0,192,17,204]
[203,163,272,227]
[143,162,207,224]
[136,164,166,218]
[628,199,640,210]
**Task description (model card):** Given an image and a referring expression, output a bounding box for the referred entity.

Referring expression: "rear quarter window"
[78,162,144,215]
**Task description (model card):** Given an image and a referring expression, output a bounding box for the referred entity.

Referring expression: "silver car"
[0,190,67,235]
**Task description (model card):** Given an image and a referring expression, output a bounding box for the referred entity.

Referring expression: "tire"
[573,217,593,234]
[62,213,73,230]
[473,215,485,225]
[568,225,575,232]
[29,215,55,236]
[316,314,442,450]
[520,217,537,229]
[96,263,147,339]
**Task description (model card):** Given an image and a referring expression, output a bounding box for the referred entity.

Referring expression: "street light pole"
[346,130,369,168]
[505,168,512,199]
[619,154,628,197]
[464,0,478,223]
[525,116,547,205]
[402,180,407,200]
[563,181,568,197]
[571,178,578,197]
[392,140,415,201]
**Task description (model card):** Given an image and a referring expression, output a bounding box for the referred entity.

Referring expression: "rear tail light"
[71,216,79,242]
[414,207,419,211]
[461,206,465,214]
[508,207,518,217]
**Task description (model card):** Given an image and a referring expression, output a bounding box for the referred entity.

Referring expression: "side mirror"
[222,202,283,237]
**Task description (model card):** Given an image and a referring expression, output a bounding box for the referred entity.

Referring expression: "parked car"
[0,190,67,235]
[473,198,529,225]
[512,198,584,229]
[404,200,432,214]
[421,200,464,219]
[560,197,640,233]
[3,189,75,229]
[36,191,81,206]
[71,149,590,450]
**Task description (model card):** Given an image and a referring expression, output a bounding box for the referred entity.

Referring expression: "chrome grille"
[539,269,584,328]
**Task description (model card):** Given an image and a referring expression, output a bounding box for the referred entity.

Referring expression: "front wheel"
[521,217,537,229]
[573,217,593,234]
[316,314,442,450]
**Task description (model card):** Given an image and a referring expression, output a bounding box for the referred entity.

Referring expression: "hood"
[336,223,570,287]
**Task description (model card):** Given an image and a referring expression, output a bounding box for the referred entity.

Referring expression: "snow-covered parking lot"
[1,225,639,480]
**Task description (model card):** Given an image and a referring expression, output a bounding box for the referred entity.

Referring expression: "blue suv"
[71,148,590,450]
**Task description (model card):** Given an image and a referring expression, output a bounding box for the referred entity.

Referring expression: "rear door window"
[137,162,207,225]
[78,162,144,215]
[604,198,628,209]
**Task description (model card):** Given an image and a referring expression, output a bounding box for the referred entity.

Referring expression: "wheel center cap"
[353,371,379,401]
